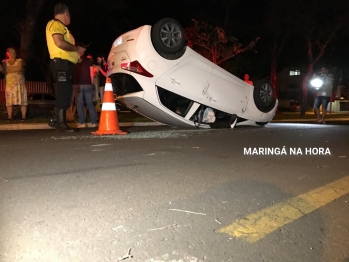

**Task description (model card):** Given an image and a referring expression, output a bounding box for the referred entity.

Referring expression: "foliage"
[267,0,349,115]
[266,0,295,98]
[185,19,259,65]
[288,0,349,116]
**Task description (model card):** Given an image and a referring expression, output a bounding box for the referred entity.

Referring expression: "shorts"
[314,96,330,109]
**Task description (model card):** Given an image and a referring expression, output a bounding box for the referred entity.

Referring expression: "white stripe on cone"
[104,83,113,91]
[101,102,116,111]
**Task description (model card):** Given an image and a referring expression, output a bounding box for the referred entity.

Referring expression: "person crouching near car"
[0,47,28,121]
[72,44,98,128]
[312,66,333,124]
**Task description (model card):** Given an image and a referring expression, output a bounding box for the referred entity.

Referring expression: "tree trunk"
[270,53,278,99]
[19,0,45,62]
[300,64,314,117]
[270,34,290,100]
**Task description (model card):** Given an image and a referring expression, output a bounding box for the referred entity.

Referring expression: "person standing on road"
[0,47,28,121]
[96,53,107,104]
[72,44,98,128]
[312,66,333,124]
[45,3,85,131]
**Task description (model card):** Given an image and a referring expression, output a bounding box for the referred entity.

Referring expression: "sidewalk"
[272,111,349,123]
[0,111,348,131]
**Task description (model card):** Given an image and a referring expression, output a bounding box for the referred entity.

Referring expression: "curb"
[0,122,166,131]
[271,118,349,123]
[0,119,348,131]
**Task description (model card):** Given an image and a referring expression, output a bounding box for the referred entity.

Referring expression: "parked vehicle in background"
[26,93,55,118]
[107,18,277,129]
[278,99,301,111]
[27,93,55,109]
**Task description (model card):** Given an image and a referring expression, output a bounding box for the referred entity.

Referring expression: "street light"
[310,77,323,89]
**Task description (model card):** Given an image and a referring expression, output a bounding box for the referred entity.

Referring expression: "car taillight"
[120,61,153,77]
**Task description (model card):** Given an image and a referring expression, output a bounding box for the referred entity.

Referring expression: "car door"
[155,54,212,103]
[207,67,250,114]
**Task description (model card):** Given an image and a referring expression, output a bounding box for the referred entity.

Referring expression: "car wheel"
[253,82,276,113]
[151,18,186,59]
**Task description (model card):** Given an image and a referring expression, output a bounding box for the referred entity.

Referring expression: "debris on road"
[148,223,178,232]
[317,165,330,168]
[0,177,8,182]
[117,248,133,261]
[169,209,207,215]
[91,144,110,147]
[339,156,346,158]
[215,218,222,224]
[112,225,125,231]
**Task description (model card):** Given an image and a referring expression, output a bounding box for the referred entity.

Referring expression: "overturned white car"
[107,18,277,128]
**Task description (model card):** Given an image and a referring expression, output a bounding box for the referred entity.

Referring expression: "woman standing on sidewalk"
[0,47,28,121]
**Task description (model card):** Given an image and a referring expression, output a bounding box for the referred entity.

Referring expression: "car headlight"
[310,78,323,89]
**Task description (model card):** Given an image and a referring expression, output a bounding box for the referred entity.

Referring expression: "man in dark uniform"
[45,3,85,131]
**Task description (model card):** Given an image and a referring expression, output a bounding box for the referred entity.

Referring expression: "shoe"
[48,107,59,128]
[90,123,98,128]
[56,108,78,132]
[20,118,26,122]
[48,118,57,128]
[77,123,87,128]
[321,120,326,124]
[58,123,78,132]
[6,118,12,121]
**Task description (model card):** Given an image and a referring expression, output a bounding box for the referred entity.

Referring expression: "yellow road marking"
[220,175,349,243]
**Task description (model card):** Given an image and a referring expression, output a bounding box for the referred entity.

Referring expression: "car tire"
[253,82,276,113]
[151,18,186,60]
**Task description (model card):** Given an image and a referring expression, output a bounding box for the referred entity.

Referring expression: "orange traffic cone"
[92,78,127,135]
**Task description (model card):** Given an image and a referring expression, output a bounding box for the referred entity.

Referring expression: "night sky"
[0,0,348,81]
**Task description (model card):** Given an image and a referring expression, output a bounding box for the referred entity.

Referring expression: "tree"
[266,0,294,99]
[286,0,349,116]
[185,19,259,66]
[19,0,46,62]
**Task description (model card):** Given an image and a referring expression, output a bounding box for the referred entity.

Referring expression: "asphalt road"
[0,124,349,262]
